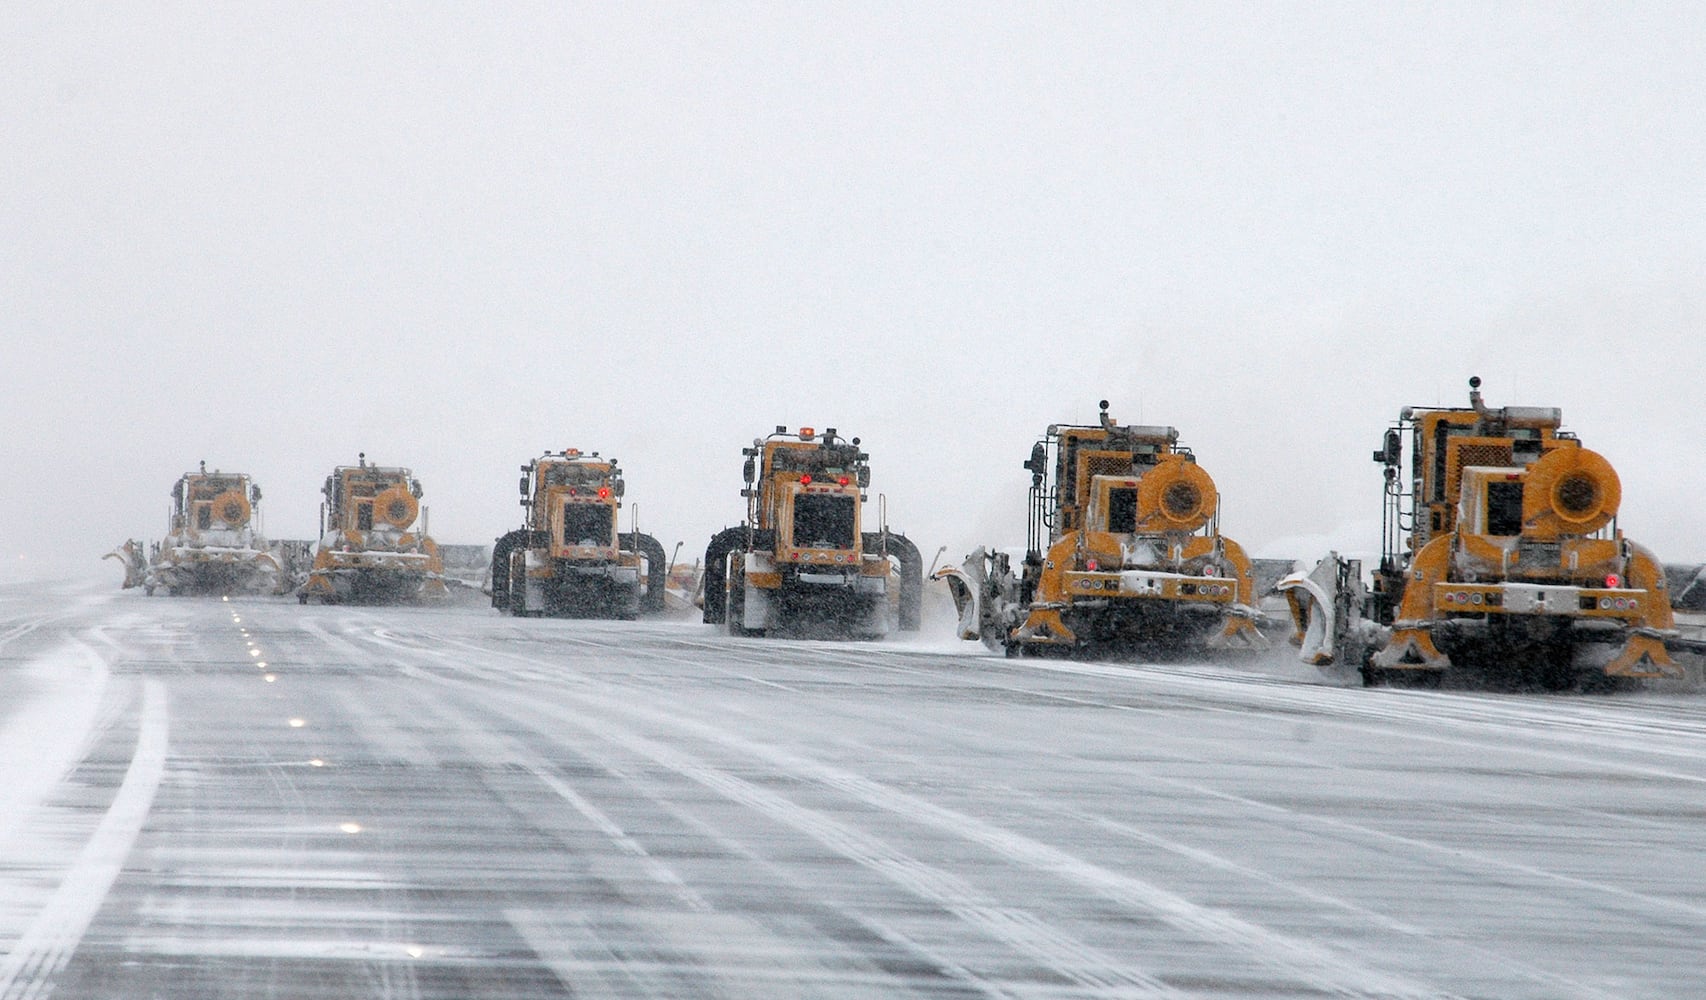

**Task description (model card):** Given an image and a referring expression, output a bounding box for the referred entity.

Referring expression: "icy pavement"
[1,582,1704,998]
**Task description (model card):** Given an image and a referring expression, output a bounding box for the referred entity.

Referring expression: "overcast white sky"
[5,3,1705,584]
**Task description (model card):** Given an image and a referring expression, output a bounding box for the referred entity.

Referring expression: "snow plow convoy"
[936,401,1265,658]
[702,426,922,639]
[489,450,666,619]
[106,383,1703,689]
[298,455,449,605]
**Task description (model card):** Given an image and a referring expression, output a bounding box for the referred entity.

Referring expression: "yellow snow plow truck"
[126,463,280,596]
[1280,377,1687,689]
[299,454,448,605]
[703,426,922,638]
[937,401,1264,658]
[489,449,666,618]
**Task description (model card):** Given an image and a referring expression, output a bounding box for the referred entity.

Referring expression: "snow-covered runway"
[1,582,1703,998]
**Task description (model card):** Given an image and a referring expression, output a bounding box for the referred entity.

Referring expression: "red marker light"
[568,487,578,496]
[837,476,850,486]
[1605,573,1621,588]
[597,487,611,499]
[800,474,812,485]
[1086,558,1099,572]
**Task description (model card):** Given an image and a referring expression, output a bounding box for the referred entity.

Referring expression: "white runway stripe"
[0,681,168,1000]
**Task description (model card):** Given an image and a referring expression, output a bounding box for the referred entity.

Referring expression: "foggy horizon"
[7,4,1705,585]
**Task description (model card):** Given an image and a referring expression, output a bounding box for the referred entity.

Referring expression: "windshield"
[544,464,606,487]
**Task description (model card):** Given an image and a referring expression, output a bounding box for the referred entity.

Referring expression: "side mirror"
[857,467,871,489]
[613,479,625,498]
[1023,442,1047,482]
[250,485,262,503]
[518,475,529,496]
[1373,428,1401,465]
[743,457,756,483]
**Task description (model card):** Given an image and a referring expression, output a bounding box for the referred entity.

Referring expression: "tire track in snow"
[753,650,1706,934]
[704,648,1706,940]
[328,616,1690,992]
[408,668,1182,997]
[467,677,1448,999]
[696,666,1641,1000]
[363,616,1454,992]
[0,621,45,650]
[1048,801,1632,1000]
[386,679,715,916]
[369,619,1706,938]
[380,659,1010,997]
[539,682,1456,1000]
